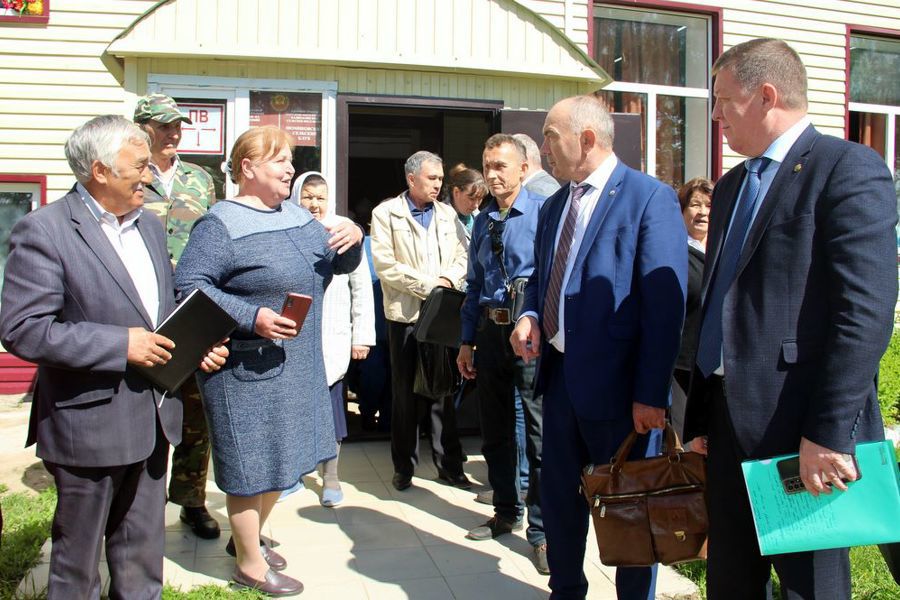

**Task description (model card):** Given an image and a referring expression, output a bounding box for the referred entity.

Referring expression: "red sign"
[249,91,321,147]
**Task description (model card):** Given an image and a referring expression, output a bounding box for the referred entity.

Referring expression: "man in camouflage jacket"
[134,94,220,539]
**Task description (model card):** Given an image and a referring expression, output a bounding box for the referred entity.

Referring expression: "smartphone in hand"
[281,293,312,332]
[777,455,861,494]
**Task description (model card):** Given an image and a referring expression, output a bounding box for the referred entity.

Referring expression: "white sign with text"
[178,103,225,155]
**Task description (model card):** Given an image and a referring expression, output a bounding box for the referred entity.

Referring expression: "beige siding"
[0,0,156,198]
[660,0,900,170]
[519,0,591,51]
[109,0,603,82]
[1,0,598,199]
[0,0,898,196]
[137,57,591,108]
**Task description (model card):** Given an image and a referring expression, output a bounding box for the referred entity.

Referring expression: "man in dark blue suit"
[511,95,687,600]
[686,39,897,598]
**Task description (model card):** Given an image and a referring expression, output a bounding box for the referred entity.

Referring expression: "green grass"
[162,584,265,599]
[674,545,898,599]
[0,484,56,599]
[878,333,900,425]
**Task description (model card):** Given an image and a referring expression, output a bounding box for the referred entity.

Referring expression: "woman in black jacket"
[672,177,713,438]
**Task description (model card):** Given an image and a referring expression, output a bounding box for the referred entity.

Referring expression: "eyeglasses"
[487,218,505,255]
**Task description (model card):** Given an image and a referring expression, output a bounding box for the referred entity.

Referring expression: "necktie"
[696,157,771,377]
[542,184,589,341]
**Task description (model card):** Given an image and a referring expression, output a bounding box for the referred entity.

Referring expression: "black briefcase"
[412,287,465,348]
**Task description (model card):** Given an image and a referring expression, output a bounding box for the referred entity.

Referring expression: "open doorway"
[337,95,501,230]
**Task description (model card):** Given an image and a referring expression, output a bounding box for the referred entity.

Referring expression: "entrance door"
[337,95,502,227]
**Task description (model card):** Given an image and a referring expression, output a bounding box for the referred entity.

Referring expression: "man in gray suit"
[0,115,227,599]
[513,133,560,198]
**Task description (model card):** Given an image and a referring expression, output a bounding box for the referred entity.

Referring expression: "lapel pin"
[793,163,802,173]
[609,190,616,196]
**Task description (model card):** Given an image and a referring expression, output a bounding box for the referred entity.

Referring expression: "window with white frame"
[848,34,899,228]
[593,4,711,188]
[147,75,337,201]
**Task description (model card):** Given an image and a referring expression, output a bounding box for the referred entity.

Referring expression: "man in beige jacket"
[370,150,471,491]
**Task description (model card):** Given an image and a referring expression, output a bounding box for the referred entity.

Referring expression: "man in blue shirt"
[457,134,548,574]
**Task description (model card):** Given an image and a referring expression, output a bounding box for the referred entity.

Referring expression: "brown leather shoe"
[226,536,287,571]
[231,568,303,596]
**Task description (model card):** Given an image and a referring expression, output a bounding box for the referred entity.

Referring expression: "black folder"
[412,287,466,348]
[134,289,237,394]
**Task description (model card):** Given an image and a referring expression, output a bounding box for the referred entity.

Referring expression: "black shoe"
[226,537,287,571]
[179,506,221,540]
[466,515,524,540]
[391,473,412,492]
[361,414,378,431]
[392,472,412,491]
[437,468,473,490]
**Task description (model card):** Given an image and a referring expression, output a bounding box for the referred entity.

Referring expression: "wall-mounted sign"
[178,103,225,155]
[249,91,321,147]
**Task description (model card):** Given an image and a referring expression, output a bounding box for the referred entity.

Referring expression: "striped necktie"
[542,184,589,341]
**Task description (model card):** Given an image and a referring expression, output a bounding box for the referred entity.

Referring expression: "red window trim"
[0,173,47,205]
[844,25,900,139]
[0,0,49,25]
[0,174,46,393]
[589,0,723,178]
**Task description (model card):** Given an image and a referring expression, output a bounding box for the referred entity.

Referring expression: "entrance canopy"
[104,0,610,85]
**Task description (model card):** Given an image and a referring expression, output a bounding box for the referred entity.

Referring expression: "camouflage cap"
[133,94,192,124]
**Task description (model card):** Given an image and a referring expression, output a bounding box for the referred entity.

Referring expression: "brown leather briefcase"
[581,424,708,567]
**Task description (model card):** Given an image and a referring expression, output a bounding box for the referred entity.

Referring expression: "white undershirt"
[77,183,160,327]
[149,155,180,198]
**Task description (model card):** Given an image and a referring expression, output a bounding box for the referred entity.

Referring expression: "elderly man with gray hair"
[370,150,471,491]
[512,132,561,198]
[0,115,227,598]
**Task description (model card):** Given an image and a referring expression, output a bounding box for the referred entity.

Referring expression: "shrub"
[878,333,900,425]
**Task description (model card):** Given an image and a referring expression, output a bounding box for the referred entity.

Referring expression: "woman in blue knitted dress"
[175,126,362,595]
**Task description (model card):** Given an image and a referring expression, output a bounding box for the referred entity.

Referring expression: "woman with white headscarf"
[286,171,376,506]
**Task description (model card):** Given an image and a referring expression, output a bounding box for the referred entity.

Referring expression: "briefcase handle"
[610,423,685,474]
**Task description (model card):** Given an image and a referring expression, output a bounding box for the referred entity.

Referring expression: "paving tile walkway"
[18,436,698,599]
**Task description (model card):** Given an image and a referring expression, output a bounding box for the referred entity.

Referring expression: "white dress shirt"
[519,155,620,352]
[77,183,160,327]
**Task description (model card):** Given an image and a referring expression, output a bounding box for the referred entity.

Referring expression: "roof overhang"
[103,0,610,86]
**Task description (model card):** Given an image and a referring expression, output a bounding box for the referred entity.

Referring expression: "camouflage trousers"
[168,376,211,507]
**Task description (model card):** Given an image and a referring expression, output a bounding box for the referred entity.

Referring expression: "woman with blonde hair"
[175,126,363,595]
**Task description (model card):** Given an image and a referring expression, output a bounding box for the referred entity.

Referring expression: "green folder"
[741,440,900,555]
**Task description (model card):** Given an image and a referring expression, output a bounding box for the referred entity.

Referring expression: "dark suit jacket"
[523,161,687,420]
[675,245,705,372]
[691,125,896,457]
[0,188,181,468]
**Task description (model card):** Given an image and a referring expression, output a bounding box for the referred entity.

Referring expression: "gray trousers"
[44,426,169,600]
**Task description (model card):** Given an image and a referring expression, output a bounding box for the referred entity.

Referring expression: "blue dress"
[175,200,362,496]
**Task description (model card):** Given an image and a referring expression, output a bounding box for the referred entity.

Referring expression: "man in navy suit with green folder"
[686,38,897,598]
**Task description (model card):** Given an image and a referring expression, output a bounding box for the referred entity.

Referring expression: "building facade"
[0,0,897,390]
